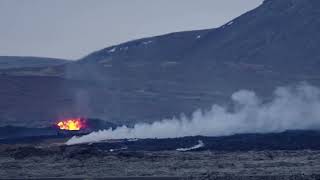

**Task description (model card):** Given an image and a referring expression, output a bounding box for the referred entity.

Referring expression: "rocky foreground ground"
[1,143,320,179]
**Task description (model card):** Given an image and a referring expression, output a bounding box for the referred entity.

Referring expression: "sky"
[0,0,263,60]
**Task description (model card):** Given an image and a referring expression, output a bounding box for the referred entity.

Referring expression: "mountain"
[1,0,320,127]
[0,56,68,69]
[75,0,320,84]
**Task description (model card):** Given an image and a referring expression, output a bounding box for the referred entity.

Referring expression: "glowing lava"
[56,118,86,131]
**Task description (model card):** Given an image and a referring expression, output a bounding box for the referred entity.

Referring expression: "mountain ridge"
[0,56,69,70]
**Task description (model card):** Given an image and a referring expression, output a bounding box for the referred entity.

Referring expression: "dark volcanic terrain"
[1,131,320,179]
[1,147,320,179]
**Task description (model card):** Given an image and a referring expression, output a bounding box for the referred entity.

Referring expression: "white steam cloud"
[66,84,320,145]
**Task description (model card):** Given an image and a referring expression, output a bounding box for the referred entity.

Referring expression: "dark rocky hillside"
[1,0,320,127]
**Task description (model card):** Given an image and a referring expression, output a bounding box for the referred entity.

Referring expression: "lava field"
[1,130,320,179]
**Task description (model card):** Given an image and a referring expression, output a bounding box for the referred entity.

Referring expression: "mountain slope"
[73,0,320,88]
[188,0,320,75]
[1,0,320,127]
[78,0,320,80]
[0,56,69,69]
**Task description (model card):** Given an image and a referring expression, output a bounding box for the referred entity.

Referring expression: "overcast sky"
[0,0,263,60]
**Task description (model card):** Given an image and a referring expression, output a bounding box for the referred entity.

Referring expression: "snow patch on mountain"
[143,40,153,45]
[108,47,117,53]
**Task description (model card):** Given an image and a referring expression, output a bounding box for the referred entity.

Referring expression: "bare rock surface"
[1,145,320,179]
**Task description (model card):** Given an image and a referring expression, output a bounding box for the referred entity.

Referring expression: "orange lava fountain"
[56,118,86,131]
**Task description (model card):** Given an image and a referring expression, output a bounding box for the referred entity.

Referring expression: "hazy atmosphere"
[2,0,320,179]
[0,0,262,59]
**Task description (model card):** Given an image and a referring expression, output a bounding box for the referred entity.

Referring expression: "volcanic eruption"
[56,118,87,131]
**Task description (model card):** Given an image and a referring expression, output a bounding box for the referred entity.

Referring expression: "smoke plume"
[66,83,320,145]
